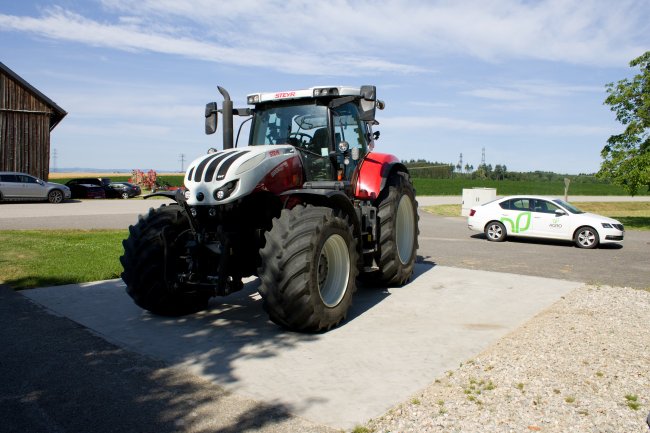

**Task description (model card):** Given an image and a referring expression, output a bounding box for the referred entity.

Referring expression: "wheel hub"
[317,234,350,308]
[396,195,415,264]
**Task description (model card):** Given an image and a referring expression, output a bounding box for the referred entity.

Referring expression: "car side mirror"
[555,209,567,216]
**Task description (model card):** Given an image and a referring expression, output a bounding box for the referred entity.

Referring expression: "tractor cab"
[207,86,383,183]
[246,86,382,182]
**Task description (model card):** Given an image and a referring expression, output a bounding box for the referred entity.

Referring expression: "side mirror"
[359,85,377,121]
[205,102,218,135]
[555,209,567,216]
[360,85,376,101]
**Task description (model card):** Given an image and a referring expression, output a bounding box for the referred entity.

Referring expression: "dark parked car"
[106,182,141,199]
[0,171,71,203]
[65,182,106,199]
[66,177,113,199]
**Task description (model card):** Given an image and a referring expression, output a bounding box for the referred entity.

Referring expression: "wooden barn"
[0,62,67,180]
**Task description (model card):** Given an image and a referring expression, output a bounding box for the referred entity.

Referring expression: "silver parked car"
[0,171,71,203]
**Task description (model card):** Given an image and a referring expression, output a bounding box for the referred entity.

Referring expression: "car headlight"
[601,223,612,228]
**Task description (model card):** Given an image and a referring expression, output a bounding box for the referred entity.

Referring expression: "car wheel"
[574,226,599,249]
[48,189,64,204]
[121,192,129,199]
[485,221,506,242]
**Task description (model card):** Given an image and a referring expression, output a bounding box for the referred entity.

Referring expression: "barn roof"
[0,62,67,130]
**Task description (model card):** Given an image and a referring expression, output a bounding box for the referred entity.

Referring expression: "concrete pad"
[22,264,581,430]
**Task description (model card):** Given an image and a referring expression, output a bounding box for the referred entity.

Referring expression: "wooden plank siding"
[0,63,66,180]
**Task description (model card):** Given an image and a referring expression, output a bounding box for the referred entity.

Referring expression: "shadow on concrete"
[0,284,334,433]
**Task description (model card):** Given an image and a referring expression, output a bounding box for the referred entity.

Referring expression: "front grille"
[612,224,624,231]
[605,235,624,241]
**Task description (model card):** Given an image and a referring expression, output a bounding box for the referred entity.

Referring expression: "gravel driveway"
[368,284,650,433]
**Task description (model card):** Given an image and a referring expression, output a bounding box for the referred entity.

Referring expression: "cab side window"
[332,103,368,180]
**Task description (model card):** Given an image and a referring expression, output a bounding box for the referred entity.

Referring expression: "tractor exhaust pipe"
[218,86,234,150]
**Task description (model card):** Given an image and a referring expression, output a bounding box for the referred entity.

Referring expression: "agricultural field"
[48,172,649,197]
[412,178,649,196]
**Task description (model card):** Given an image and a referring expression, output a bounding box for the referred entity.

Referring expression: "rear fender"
[354,152,408,200]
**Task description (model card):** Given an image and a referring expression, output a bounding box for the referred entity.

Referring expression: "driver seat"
[310,128,329,153]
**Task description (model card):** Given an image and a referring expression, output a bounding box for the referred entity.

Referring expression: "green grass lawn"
[0,230,127,290]
[423,202,650,230]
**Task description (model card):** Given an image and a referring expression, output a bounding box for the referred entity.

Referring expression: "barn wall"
[0,69,55,180]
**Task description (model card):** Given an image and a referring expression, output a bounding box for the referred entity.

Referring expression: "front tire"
[121,192,129,199]
[258,205,358,332]
[574,226,599,249]
[48,189,64,203]
[120,204,210,316]
[485,221,507,242]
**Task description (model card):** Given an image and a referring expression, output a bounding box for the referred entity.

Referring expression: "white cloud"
[387,115,611,136]
[1,0,647,76]
[101,0,650,67]
[463,80,604,103]
[0,7,423,76]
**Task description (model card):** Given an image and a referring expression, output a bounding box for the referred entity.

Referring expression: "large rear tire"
[366,172,419,286]
[258,205,358,332]
[120,204,210,316]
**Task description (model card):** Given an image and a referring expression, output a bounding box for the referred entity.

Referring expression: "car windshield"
[553,199,584,214]
[249,102,328,146]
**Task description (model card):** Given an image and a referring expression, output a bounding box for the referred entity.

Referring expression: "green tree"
[599,51,650,195]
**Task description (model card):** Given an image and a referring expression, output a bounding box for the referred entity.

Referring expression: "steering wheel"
[295,146,324,158]
[288,132,313,144]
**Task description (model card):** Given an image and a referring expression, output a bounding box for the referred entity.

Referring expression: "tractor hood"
[184,145,300,205]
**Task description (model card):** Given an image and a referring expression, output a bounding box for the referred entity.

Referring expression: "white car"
[467,195,624,249]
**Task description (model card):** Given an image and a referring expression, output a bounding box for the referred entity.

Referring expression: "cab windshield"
[249,102,329,150]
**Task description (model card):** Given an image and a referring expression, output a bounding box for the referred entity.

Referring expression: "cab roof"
[246,86,364,105]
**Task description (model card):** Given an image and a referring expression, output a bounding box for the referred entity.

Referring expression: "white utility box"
[461,187,497,216]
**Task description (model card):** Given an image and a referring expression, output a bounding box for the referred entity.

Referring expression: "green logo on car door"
[500,212,531,233]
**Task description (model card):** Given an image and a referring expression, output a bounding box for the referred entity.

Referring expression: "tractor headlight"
[213,180,238,201]
[338,140,349,152]
[247,94,260,104]
[313,87,339,97]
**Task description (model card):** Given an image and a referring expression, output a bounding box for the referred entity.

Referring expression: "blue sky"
[1,0,648,174]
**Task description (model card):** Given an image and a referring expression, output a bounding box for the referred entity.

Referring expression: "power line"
[179,153,186,172]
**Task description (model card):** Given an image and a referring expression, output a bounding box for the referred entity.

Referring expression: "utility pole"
[52,148,57,173]
[481,147,486,167]
[179,153,186,172]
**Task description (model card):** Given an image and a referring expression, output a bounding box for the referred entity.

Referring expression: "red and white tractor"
[121,85,419,332]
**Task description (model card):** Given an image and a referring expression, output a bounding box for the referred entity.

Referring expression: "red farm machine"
[121,85,419,332]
